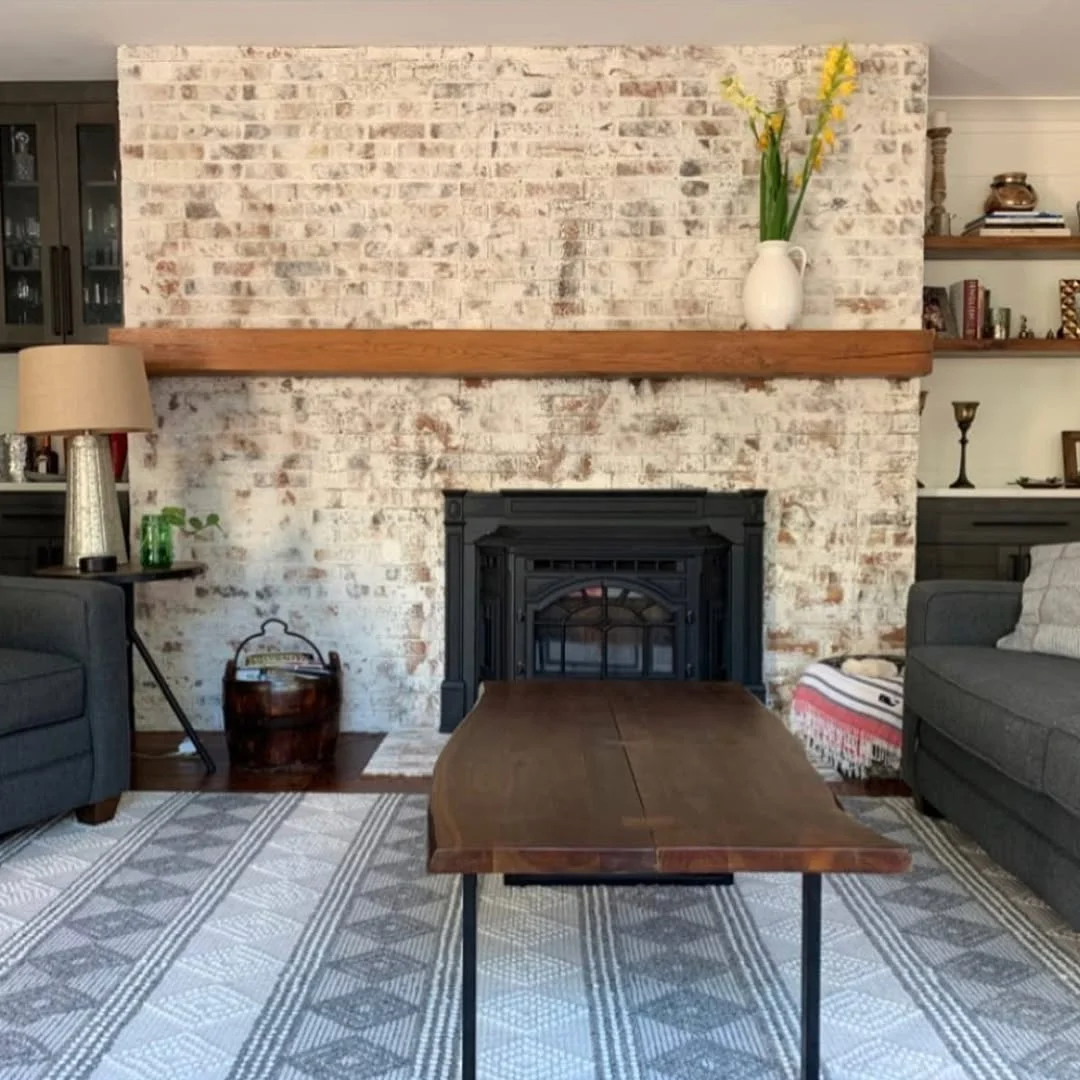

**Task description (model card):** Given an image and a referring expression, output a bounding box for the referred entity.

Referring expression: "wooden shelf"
[934,337,1080,355]
[924,235,1080,260]
[111,328,933,379]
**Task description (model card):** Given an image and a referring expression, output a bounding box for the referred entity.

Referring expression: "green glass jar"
[139,513,174,569]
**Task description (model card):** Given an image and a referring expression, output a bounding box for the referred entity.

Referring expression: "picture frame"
[1063,431,1080,487]
[922,286,958,337]
[1059,280,1080,339]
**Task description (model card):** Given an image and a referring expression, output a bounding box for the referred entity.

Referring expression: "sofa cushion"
[998,542,1080,660]
[0,648,84,735]
[906,644,1080,792]
[1044,716,1080,818]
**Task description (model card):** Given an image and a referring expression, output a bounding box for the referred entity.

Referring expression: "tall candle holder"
[926,126,953,237]
[949,401,979,489]
[917,389,928,489]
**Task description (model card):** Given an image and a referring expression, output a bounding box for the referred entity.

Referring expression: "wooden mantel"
[109,328,933,379]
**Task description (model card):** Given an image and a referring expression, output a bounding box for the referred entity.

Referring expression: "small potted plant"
[139,506,223,568]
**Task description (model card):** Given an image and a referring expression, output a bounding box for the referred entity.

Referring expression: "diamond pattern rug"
[0,793,1077,1078]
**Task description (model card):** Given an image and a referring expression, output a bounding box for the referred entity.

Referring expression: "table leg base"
[503,872,734,888]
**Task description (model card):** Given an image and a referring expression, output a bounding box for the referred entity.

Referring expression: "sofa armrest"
[0,576,129,802]
[906,580,1022,650]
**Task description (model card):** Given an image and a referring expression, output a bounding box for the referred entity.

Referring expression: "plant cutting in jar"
[721,43,858,242]
[161,506,224,538]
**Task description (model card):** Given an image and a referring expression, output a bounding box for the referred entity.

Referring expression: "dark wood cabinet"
[916,496,1080,582]
[0,83,120,347]
[0,489,129,575]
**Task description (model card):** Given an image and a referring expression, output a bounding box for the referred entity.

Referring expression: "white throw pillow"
[997,542,1080,660]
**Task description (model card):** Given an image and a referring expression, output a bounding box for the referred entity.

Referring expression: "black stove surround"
[440,489,766,731]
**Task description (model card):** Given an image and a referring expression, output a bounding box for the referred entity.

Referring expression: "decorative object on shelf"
[922,286,958,336]
[224,617,342,770]
[1012,477,1065,490]
[1048,329,1060,339]
[926,116,952,237]
[990,307,1011,340]
[0,434,28,483]
[139,513,174,569]
[17,345,155,568]
[10,129,35,183]
[1018,316,1035,339]
[1059,279,1080,339]
[1063,431,1080,487]
[32,436,59,476]
[984,172,1038,214]
[949,279,983,339]
[949,401,980,490]
[722,44,856,329]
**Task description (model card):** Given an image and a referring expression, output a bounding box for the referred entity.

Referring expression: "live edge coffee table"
[428,681,910,1080]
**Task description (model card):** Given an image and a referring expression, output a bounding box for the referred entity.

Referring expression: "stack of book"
[963,210,1071,237]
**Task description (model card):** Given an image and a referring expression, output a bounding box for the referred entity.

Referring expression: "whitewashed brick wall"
[118,44,928,731]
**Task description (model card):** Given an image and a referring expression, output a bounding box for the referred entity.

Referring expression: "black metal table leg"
[129,624,217,774]
[462,874,477,1080]
[120,583,136,737]
[801,873,822,1080]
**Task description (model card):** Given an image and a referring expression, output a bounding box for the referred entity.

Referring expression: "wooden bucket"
[223,618,341,770]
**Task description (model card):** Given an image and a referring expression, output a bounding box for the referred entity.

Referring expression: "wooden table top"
[35,561,206,586]
[428,681,911,877]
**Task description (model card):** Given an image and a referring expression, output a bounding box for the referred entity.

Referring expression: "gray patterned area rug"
[1,794,1079,1079]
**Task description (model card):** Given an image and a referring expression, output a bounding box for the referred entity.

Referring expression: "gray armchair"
[0,576,130,834]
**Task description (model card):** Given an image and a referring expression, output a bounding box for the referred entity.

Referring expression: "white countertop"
[920,488,1080,498]
[0,482,130,492]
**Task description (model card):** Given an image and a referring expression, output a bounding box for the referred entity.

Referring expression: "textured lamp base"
[64,433,127,568]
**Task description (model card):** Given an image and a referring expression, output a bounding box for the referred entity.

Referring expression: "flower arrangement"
[722,45,858,242]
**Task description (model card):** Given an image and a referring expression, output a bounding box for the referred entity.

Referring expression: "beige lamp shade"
[17,344,155,436]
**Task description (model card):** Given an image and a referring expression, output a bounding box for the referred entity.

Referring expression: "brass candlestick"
[917,389,928,489]
[926,126,953,237]
[949,400,979,489]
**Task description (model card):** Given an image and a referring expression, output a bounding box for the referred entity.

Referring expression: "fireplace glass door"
[530,581,679,679]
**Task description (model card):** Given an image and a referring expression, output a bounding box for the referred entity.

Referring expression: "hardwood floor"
[132,731,907,798]
[132,732,432,794]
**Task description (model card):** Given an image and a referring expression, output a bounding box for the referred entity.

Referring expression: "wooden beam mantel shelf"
[110,328,933,380]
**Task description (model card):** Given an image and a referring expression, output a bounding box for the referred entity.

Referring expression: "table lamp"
[17,344,155,568]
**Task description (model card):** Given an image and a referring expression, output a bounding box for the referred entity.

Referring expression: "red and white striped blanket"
[790,657,904,778]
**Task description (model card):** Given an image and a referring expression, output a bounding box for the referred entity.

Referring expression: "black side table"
[35,561,216,773]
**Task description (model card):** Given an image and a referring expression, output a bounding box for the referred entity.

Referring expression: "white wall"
[0,356,17,433]
[921,98,1080,487]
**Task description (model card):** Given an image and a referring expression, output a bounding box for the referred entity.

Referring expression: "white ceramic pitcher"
[741,240,809,330]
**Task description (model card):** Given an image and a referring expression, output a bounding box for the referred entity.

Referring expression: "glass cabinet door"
[0,106,62,346]
[57,104,122,343]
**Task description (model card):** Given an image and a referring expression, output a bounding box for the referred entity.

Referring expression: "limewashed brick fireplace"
[118,44,928,732]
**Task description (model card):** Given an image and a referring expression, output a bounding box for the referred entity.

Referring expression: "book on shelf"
[965,227,1073,237]
[948,279,982,339]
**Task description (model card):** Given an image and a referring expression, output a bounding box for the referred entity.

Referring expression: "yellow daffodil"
[724,42,856,241]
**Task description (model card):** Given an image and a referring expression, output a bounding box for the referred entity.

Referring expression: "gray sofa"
[0,576,130,834]
[904,579,1080,928]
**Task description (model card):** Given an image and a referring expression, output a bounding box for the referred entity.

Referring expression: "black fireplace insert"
[441,489,766,730]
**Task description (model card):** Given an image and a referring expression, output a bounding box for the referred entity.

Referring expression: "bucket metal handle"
[232,617,328,668]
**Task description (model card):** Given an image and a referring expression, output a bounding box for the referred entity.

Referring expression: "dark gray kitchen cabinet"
[0,83,121,347]
[916,496,1080,582]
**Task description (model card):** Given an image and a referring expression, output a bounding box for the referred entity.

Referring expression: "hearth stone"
[440,489,766,731]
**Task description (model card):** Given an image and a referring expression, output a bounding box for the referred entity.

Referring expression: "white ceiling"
[0,0,1073,98]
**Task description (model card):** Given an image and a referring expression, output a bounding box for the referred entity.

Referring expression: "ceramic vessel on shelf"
[984,172,1037,213]
[742,240,809,330]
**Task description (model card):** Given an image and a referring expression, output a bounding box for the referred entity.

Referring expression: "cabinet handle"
[48,246,62,337]
[60,246,74,336]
